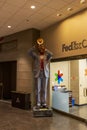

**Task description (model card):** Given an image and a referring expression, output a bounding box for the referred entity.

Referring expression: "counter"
[52,90,70,113]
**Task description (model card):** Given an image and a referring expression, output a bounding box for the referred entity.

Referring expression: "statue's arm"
[46,49,53,61]
[28,46,36,58]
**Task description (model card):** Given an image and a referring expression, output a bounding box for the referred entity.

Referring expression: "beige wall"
[0,28,40,106]
[1,8,87,106]
[41,9,87,106]
[41,9,87,59]
[70,60,79,104]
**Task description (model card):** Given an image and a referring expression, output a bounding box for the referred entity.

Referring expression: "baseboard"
[52,108,86,123]
[75,103,87,106]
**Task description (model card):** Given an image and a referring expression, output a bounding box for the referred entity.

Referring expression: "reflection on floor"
[0,101,87,130]
[0,99,11,104]
[0,99,87,120]
[69,105,87,119]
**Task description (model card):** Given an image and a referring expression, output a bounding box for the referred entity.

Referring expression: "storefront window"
[50,56,87,119]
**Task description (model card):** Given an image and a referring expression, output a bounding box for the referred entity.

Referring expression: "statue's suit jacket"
[28,47,53,78]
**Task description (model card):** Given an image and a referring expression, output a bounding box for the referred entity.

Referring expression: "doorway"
[0,61,17,100]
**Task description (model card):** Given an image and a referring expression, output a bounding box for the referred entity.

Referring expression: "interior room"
[0,0,87,129]
[50,55,87,120]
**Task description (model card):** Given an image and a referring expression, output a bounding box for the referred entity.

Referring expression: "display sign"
[62,39,87,52]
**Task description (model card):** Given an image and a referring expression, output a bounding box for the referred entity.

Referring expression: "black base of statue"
[33,106,53,117]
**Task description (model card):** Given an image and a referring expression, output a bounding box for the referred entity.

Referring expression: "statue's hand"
[33,45,36,49]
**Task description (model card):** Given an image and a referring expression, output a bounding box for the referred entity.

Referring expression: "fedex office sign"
[62,39,87,52]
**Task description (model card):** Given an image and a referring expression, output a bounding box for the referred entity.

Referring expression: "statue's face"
[36,38,45,54]
[37,43,45,54]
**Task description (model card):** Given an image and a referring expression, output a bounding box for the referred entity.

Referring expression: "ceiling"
[0,0,87,37]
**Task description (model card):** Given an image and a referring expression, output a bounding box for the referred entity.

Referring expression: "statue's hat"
[36,38,44,45]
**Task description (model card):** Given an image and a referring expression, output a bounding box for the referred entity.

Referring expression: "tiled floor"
[0,101,87,130]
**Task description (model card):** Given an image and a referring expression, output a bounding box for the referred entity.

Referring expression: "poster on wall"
[50,61,70,90]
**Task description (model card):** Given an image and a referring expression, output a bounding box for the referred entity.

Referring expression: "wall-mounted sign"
[55,70,63,84]
[62,39,87,52]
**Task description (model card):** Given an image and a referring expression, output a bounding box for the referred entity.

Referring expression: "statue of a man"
[28,38,53,108]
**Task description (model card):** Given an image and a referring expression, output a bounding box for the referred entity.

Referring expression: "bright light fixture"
[57,13,62,16]
[8,25,11,28]
[30,5,36,9]
[67,7,72,11]
[80,0,86,4]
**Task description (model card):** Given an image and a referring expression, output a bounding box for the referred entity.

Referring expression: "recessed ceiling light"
[30,5,36,9]
[67,7,73,11]
[57,13,62,16]
[80,0,86,4]
[8,25,11,28]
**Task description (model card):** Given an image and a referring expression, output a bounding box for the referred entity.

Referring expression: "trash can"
[72,98,75,106]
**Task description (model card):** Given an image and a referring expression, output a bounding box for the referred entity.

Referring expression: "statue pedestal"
[33,106,53,117]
